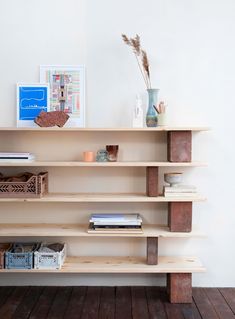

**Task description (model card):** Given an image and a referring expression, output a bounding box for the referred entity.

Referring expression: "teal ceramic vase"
[146,88,159,127]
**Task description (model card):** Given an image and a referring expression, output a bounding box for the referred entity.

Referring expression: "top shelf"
[0,127,209,132]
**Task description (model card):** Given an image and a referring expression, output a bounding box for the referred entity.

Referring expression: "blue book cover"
[19,86,48,120]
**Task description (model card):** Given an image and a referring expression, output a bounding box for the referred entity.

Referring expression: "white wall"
[0,0,235,286]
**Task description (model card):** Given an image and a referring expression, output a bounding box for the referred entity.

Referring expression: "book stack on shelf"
[0,152,35,162]
[88,214,143,234]
[164,185,197,197]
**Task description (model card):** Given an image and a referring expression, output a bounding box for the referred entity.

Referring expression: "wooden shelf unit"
[0,126,207,303]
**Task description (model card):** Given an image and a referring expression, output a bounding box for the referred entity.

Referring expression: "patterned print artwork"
[40,66,85,127]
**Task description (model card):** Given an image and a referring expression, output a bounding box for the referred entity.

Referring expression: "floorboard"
[181,301,202,319]
[98,287,115,319]
[12,287,43,319]
[29,287,57,319]
[204,288,235,319]
[80,287,101,319]
[0,287,28,319]
[131,287,149,319]
[193,288,219,319]
[219,288,235,314]
[0,286,15,308]
[46,286,72,319]
[64,286,87,319]
[146,287,167,319]
[115,287,132,319]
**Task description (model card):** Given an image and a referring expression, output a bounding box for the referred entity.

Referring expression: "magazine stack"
[88,214,143,234]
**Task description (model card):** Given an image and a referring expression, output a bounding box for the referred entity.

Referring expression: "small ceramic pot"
[83,151,95,162]
[164,172,182,187]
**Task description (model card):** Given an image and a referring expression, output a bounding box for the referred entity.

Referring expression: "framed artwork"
[16,83,50,127]
[40,65,85,127]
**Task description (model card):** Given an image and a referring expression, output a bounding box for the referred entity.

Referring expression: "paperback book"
[164,185,197,193]
[0,152,35,161]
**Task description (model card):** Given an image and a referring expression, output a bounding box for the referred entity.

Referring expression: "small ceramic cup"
[83,151,95,162]
[106,145,119,162]
[157,113,166,126]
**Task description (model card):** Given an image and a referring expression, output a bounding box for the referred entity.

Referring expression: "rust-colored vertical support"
[167,131,192,162]
[146,166,159,197]
[147,237,158,265]
[168,202,192,232]
[167,273,192,303]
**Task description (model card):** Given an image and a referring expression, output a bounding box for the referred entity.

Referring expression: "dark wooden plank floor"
[0,287,233,319]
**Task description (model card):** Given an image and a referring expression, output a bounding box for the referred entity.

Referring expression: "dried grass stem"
[122,34,151,89]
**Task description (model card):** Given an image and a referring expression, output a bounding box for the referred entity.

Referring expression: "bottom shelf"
[0,256,206,273]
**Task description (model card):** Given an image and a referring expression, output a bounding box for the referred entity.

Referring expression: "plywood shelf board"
[0,127,209,132]
[0,223,205,238]
[0,256,206,273]
[0,161,207,167]
[0,193,206,202]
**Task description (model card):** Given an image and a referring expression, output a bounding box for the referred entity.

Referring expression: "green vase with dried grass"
[122,34,158,127]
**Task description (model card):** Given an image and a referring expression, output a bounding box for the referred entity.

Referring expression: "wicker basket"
[34,243,66,270]
[5,242,40,269]
[0,172,48,198]
[0,243,12,269]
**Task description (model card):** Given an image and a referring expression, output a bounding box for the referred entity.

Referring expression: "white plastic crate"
[34,243,66,270]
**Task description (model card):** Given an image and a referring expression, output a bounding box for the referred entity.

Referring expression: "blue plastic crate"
[5,242,40,269]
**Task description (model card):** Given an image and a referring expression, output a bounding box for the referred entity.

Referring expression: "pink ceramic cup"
[83,151,95,162]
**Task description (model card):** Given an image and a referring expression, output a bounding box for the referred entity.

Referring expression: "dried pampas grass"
[122,34,151,89]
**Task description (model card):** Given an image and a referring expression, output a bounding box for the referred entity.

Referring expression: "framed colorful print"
[40,65,85,127]
[16,83,50,127]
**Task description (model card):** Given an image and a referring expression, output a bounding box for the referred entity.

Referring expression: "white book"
[0,152,35,160]
[164,185,197,193]
[164,192,199,197]
[90,214,142,223]
[91,221,142,226]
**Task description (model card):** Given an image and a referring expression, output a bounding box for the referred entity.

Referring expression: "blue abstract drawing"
[19,86,48,120]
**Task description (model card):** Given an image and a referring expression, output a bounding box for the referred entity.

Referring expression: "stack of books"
[88,214,143,234]
[0,152,35,162]
[164,185,197,197]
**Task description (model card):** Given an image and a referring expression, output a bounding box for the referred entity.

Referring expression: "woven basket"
[0,172,48,198]
[0,243,12,268]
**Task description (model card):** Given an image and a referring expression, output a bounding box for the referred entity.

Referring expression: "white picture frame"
[16,83,50,127]
[40,65,85,127]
